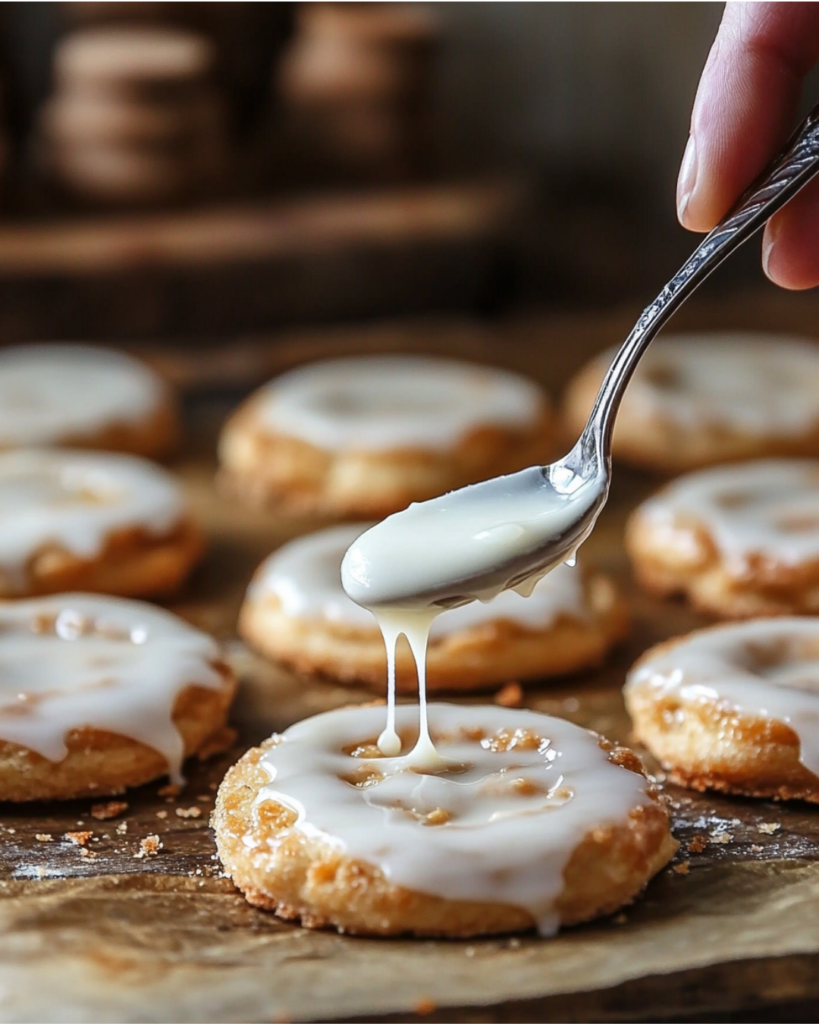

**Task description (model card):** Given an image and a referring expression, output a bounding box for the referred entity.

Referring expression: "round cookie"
[0,343,177,457]
[54,26,215,98]
[213,703,676,937]
[240,525,628,690]
[0,449,203,598]
[0,594,236,801]
[218,355,554,517]
[626,618,819,801]
[627,459,819,617]
[563,333,819,473]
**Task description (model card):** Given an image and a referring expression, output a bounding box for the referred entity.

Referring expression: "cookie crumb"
[611,913,628,925]
[158,783,180,798]
[688,834,707,854]
[79,848,97,859]
[91,800,129,821]
[135,835,163,858]
[64,831,93,846]
[115,821,128,834]
[494,681,523,708]
[34,834,52,842]
[672,861,690,875]
[757,822,781,835]
[155,810,168,820]
[414,998,436,1016]
[751,844,764,853]
[175,806,202,819]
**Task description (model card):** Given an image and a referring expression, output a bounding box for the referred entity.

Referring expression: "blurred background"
[0,1,814,362]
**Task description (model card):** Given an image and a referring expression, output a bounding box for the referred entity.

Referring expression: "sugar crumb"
[751,844,764,853]
[135,835,163,858]
[91,800,128,821]
[116,821,128,834]
[494,681,524,708]
[175,806,202,819]
[64,831,93,846]
[34,834,52,842]
[757,822,781,835]
[79,848,97,859]
[709,831,732,845]
[155,810,168,820]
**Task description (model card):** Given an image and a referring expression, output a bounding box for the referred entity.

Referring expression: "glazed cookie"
[563,333,819,473]
[0,343,177,457]
[240,525,628,690]
[0,594,236,801]
[0,449,203,598]
[627,460,819,617]
[214,703,676,937]
[218,355,554,517]
[626,618,819,802]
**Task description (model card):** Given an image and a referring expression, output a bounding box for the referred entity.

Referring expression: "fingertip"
[762,189,819,290]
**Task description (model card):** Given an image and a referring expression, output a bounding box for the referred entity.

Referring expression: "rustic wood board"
[0,179,518,342]
[4,310,819,1022]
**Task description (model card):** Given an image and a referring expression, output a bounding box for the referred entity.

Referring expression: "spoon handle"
[583,100,819,458]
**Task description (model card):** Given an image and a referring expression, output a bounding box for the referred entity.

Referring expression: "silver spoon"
[342,103,819,612]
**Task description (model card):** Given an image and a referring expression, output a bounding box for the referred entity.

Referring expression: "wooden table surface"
[4,303,819,1023]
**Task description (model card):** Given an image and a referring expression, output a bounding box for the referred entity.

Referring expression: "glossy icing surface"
[636,459,819,572]
[255,355,546,451]
[601,333,819,436]
[627,618,819,776]
[0,594,226,781]
[0,449,186,590]
[255,702,655,935]
[0,343,165,446]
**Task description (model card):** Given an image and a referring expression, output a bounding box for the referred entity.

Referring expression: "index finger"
[678,2,819,232]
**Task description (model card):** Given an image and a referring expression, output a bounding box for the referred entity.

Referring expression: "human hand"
[678,2,819,289]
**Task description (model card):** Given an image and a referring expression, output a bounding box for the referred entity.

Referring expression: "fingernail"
[762,220,780,279]
[677,135,697,224]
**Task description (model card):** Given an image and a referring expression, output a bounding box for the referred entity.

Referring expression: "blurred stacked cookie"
[278,2,437,180]
[38,23,227,204]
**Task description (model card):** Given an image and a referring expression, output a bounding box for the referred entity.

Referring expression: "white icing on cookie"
[597,333,819,436]
[0,594,226,782]
[627,618,819,777]
[637,459,819,573]
[0,343,165,447]
[0,449,186,591]
[249,525,589,638]
[253,356,546,451]
[254,702,656,936]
